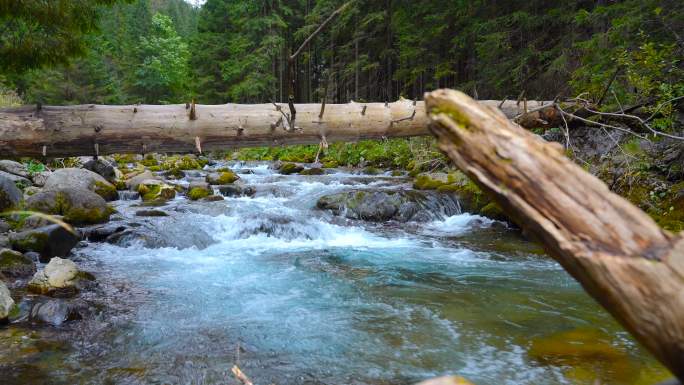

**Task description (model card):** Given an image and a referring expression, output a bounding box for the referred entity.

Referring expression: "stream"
[0,162,670,384]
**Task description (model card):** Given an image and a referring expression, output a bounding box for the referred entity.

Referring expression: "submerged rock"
[0,174,22,212]
[28,257,94,297]
[26,187,112,225]
[135,209,169,217]
[29,299,83,326]
[0,248,36,278]
[9,225,80,262]
[217,183,256,197]
[316,189,461,222]
[43,168,118,201]
[0,280,14,322]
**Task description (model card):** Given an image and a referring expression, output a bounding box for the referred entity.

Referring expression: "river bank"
[0,146,677,384]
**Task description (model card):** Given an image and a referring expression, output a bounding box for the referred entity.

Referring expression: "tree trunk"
[425,89,684,381]
[0,99,551,157]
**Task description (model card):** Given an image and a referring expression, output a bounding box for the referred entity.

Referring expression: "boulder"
[43,168,117,201]
[0,248,36,278]
[9,225,80,262]
[26,187,112,225]
[135,209,169,217]
[217,184,256,198]
[82,223,128,242]
[300,167,325,175]
[21,213,65,229]
[28,257,94,297]
[29,299,83,326]
[278,163,304,175]
[83,158,117,183]
[0,160,29,178]
[0,219,9,233]
[126,170,159,191]
[0,174,22,211]
[203,195,225,202]
[137,180,176,202]
[206,170,239,185]
[316,189,461,222]
[0,280,14,322]
[0,170,31,188]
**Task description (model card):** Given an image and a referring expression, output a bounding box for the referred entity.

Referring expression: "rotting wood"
[425,88,684,381]
[0,99,553,157]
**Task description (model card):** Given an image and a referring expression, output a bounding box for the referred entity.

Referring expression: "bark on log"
[425,89,684,381]
[0,99,551,157]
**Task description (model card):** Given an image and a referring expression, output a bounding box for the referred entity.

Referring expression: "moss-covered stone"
[413,174,447,190]
[279,163,304,175]
[0,248,35,277]
[300,168,325,175]
[93,181,118,201]
[138,182,176,202]
[188,187,210,201]
[363,167,382,175]
[141,155,159,167]
[322,160,339,168]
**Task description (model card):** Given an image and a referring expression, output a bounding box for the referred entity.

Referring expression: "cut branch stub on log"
[425,89,684,381]
[0,100,552,157]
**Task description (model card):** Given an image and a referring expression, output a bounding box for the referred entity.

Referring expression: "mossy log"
[425,89,684,381]
[0,99,553,157]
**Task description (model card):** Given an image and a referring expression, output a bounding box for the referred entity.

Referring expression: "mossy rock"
[187,187,211,201]
[0,248,35,278]
[390,170,404,177]
[141,155,159,167]
[413,174,448,190]
[363,167,382,175]
[163,168,185,179]
[25,188,112,225]
[207,171,239,185]
[161,155,207,171]
[279,163,304,175]
[300,168,325,176]
[93,181,118,201]
[147,165,161,172]
[137,182,176,202]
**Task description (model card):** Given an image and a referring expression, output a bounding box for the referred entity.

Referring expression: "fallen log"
[0,99,553,157]
[425,89,684,381]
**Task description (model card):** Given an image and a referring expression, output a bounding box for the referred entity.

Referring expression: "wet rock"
[316,189,461,222]
[137,180,176,202]
[187,181,212,201]
[203,195,224,202]
[82,223,127,242]
[217,184,256,197]
[0,248,36,278]
[23,251,41,263]
[83,158,117,183]
[413,172,450,190]
[0,219,10,233]
[29,299,83,326]
[300,167,325,175]
[0,160,29,178]
[0,280,14,322]
[10,225,80,262]
[125,170,159,191]
[0,174,22,212]
[43,168,118,201]
[23,185,42,197]
[26,187,112,225]
[118,190,141,200]
[135,209,169,217]
[28,257,94,297]
[278,163,304,175]
[206,170,239,185]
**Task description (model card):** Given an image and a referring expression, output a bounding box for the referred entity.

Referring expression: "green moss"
[436,184,461,193]
[93,181,118,201]
[279,163,304,175]
[114,180,126,190]
[300,168,325,175]
[322,160,339,168]
[138,183,175,202]
[141,155,159,167]
[391,170,404,177]
[188,187,210,201]
[413,174,447,190]
[148,165,161,172]
[217,171,238,184]
[64,205,112,225]
[10,231,48,252]
[0,249,33,271]
[363,167,382,175]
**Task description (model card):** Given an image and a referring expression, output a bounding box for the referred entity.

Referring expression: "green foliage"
[0,0,122,74]
[23,160,45,176]
[133,13,190,103]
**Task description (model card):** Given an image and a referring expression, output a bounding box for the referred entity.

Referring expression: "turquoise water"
[0,164,670,384]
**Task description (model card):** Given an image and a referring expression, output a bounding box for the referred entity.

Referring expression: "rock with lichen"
[28,257,94,297]
[43,168,118,201]
[9,225,80,262]
[0,248,35,278]
[26,187,113,225]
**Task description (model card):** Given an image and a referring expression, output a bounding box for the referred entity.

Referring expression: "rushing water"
[0,163,671,385]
